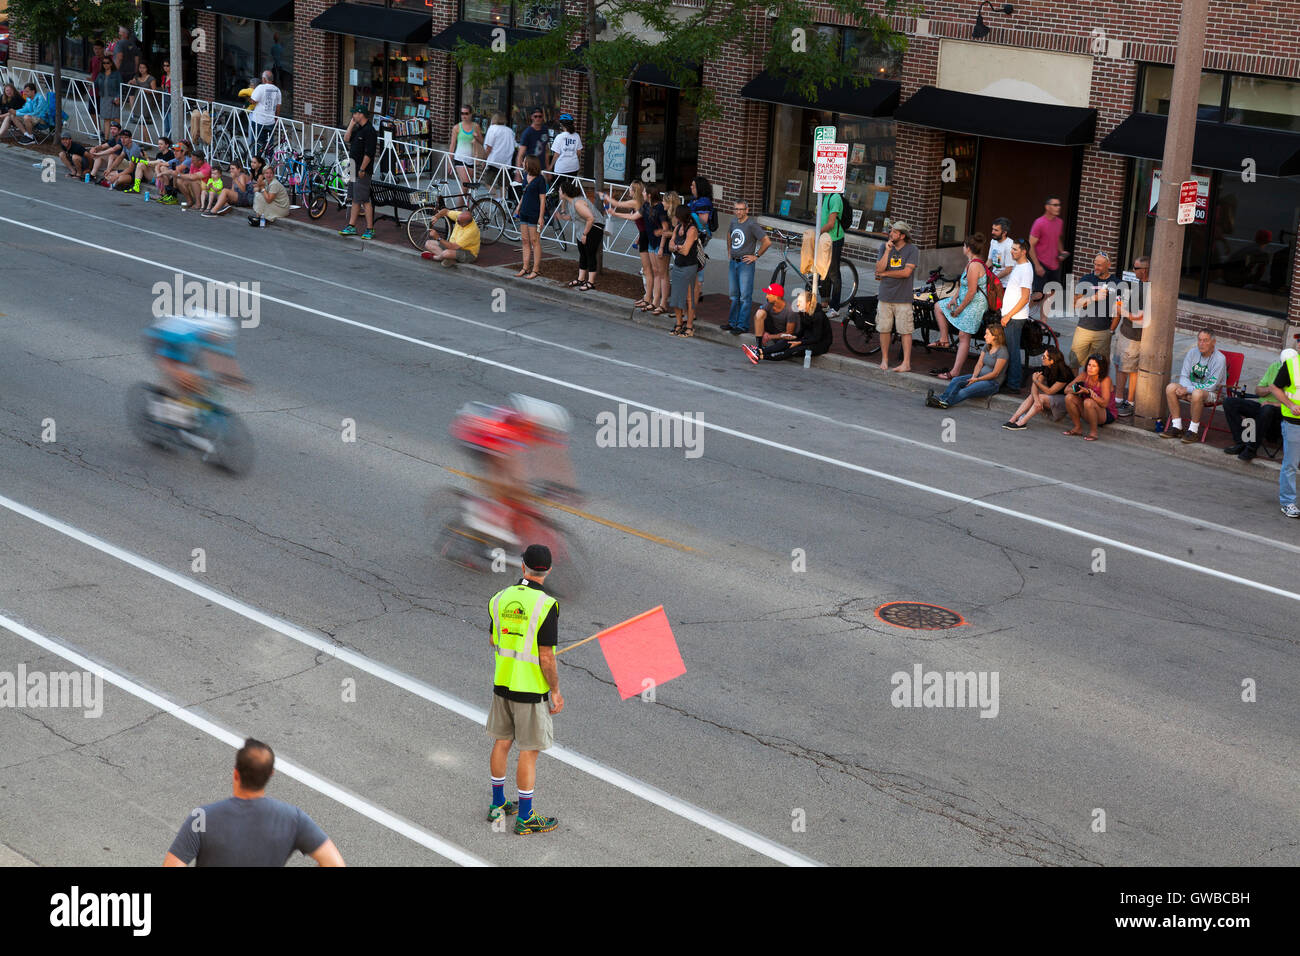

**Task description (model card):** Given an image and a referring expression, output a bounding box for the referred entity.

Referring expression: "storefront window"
[840,116,894,233]
[767,107,829,223]
[341,39,431,139]
[509,71,559,131]
[936,134,977,245]
[218,19,293,113]
[1139,66,1222,120]
[1227,76,1300,131]
[843,28,903,78]
[464,1,561,29]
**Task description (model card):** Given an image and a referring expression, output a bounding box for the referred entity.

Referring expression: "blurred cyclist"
[144,311,249,425]
[450,395,574,547]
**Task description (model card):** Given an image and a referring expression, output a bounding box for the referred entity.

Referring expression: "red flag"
[594,606,685,700]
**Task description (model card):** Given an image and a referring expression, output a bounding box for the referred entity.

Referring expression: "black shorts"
[637,231,650,253]
[1032,265,1061,295]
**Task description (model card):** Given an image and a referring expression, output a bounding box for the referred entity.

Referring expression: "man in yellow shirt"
[422,208,481,266]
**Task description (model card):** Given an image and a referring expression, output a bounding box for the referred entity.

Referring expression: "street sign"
[1177,179,1198,225]
[814,143,849,193]
[814,125,836,145]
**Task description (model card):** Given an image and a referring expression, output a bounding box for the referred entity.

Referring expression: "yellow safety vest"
[490,584,556,695]
[1282,355,1300,421]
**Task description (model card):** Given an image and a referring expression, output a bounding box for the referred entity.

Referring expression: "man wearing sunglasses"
[514,108,550,182]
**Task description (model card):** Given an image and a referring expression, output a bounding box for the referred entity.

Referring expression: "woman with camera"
[1063,353,1117,441]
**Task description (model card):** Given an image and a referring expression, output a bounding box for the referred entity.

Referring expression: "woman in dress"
[936,232,990,381]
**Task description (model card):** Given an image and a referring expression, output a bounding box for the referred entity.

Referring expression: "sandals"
[633,298,650,309]
[651,307,666,315]
[578,281,595,291]
[670,324,685,336]
[681,327,695,337]
[522,271,541,280]
[566,279,583,287]
[1062,429,1083,437]
[936,371,954,381]
[514,268,529,277]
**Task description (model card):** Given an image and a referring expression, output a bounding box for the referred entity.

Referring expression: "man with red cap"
[742,283,800,358]
[487,543,565,835]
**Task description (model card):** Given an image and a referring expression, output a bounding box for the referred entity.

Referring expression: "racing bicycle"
[126,382,254,475]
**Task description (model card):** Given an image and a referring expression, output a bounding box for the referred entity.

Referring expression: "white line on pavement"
[2,214,1298,606]
[0,609,488,867]
[0,492,820,867]
[1,195,1296,561]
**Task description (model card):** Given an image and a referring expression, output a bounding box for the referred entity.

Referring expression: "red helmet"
[450,403,532,454]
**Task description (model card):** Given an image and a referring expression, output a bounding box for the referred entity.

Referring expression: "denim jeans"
[1280,419,1300,508]
[727,257,756,331]
[940,374,1000,406]
[1003,319,1024,389]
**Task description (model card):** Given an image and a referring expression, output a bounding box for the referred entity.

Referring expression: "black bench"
[366,180,423,228]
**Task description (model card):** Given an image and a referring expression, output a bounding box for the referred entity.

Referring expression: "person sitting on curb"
[741,291,833,363]
[248,164,291,226]
[422,209,481,267]
[110,128,149,192]
[926,324,1009,409]
[1003,346,1072,430]
[86,121,123,182]
[746,283,799,353]
[1223,349,1287,462]
[1062,353,1117,441]
[1159,329,1227,443]
[57,132,88,179]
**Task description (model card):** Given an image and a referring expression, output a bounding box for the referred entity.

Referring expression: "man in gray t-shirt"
[874,221,921,373]
[164,738,344,867]
[724,200,772,333]
[112,129,148,191]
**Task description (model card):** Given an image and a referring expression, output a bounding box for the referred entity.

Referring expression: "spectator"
[1003,346,1073,429]
[557,178,603,290]
[1224,348,1287,462]
[1160,330,1227,443]
[115,25,141,81]
[101,55,124,141]
[1000,237,1034,392]
[645,187,670,315]
[874,220,921,373]
[0,82,24,118]
[987,217,1014,284]
[602,182,653,306]
[1069,253,1121,370]
[176,149,213,208]
[744,282,799,357]
[1028,196,1070,320]
[163,738,344,867]
[152,139,191,203]
[111,129,150,193]
[86,121,124,182]
[249,164,291,226]
[57,133,88,179]
[514,107,551,178]
[687,177,715,308]
[338,106,377,240]
[821,189,846,316]
[1063,353,1117,440]
[422,208,481,266]
[125,61,158,141]
[936,232,990,381]
[668,205,702,336]
[514,155,546,280]
[160,60,174,137]
[88,42,107,94]
[721,199,770,334]
[248,70,281,158]
[926,323,1009,409]
[1267,349,1300,517]
[449,104,484,184]
[195,160,225,213]
[0,83,52,143]
[742,291,833,363]
[1113,256,1150,415]
[482,111,516,189]
[549,113,582,177]
[204,161,250,217]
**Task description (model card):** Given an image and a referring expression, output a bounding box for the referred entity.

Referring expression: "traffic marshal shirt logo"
[500,600,529,638]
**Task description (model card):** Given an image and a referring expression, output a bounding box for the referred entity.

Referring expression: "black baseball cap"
[351,104,369,118]
[522,544,552,572]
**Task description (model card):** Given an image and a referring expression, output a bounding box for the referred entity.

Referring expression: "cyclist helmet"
[451,401,532,454]
[187,310,237,343]
[508,394,571,436]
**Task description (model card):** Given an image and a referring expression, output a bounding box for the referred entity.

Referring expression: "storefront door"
[971,139,1077,247]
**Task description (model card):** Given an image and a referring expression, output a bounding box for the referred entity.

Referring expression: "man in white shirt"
[1000,238,1035,392]
[248,71,281,158]
[987,217,1014,285]
[482,111,516,193]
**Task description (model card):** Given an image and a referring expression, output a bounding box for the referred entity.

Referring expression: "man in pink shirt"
[1029,196,1070,319]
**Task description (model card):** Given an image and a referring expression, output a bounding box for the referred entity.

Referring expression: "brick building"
[10,0,1300,345]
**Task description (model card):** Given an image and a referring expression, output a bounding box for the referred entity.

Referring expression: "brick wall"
[195,13,216,103]
[296,0,339,126]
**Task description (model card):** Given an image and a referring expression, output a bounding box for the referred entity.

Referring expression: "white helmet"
[508,393,571,434]
[1281,348,1298,362]
[188,310,237,342]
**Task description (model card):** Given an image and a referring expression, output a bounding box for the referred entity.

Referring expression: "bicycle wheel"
[771,261,789,290]
[470,197,507,245]
[208,410,254,476]
[842,311,880,356]
[838,259,859,303]
[125,382,172,450]
[307,174,327,219]
[406,205,438,250]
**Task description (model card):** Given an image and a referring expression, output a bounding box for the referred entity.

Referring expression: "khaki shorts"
[876,300,914,335]
[1117,335,1141,373]
[487,693,554,751]
[1070,327,1112,370]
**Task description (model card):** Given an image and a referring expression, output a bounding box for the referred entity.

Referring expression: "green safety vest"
[490,584,556,695]
[1281,355,1300,421]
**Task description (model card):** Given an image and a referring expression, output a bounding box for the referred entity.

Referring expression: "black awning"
[189,0,294,20]
[895,86,1096,146]
[1100,112,1300,177]
[739,71,899,118]
[565,43,697,89]
[311,3,432,45]
[429,20,546,51]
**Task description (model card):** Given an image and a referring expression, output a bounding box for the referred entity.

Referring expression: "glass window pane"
[1227,75,1300,131]
[510,71,559,135]
[938,134,977,245]
[838,117,894,233]
[341,36,384,120]
[1203,174,1298,313]
[674,97,698,194]
[1140,65,1221,120]
[463,70,508,135]
[843,29,902,79]
[263,22,293,114]
[465,0,511,25]
[218,17,257,103]
[517,2,561,31]
[1126,160,1212,300]
[766,106,830,223]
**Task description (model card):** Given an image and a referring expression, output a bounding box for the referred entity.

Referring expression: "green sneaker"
[513,811,558,835]
[156,193,178,205]
[339,224,357,236]
[361,228,375,240]
[487,801,517,822]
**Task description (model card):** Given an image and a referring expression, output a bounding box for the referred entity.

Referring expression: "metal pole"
[1135,0,1210,421]
[169,0,185,146]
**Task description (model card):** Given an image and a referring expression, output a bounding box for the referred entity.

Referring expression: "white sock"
[1186,422,1199,434]
[1171,418,1183,430]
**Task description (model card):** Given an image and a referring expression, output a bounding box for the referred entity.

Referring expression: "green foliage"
[8,0,139,45]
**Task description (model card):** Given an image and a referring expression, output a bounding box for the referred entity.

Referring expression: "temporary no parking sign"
[814,143,849,193]
[1177,179,1198,225]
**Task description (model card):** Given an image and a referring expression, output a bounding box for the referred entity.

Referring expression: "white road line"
[0,609,488,867]
[2,214,1298,605]
[0,492,820,867]
[2,195,1296,561]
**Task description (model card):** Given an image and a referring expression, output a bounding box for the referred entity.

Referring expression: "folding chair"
[1198,350,1245,443]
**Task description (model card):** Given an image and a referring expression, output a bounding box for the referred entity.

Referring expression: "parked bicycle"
[766,227,859,305]
[405,179,511,250]
[841,268,957,357]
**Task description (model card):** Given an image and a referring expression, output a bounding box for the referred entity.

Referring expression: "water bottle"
[83,173,91,184]
[258,217,267,228]
[143,190,151,202]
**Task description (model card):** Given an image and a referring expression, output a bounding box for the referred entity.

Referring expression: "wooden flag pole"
[555,605,665,656]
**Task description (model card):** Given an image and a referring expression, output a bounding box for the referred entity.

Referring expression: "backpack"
[689,197,716,239]
[829,192,853,234]
[980,259,1004,311]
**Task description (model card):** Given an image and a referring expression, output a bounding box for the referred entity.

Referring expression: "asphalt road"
[1,151,1297,867]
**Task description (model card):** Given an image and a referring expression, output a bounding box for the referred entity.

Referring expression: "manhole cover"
[875,602,966,630]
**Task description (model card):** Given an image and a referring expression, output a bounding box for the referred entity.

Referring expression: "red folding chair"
[1198,349,1245,443]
